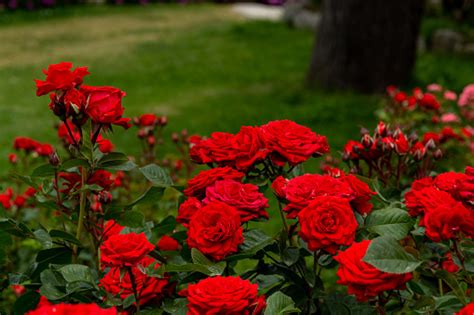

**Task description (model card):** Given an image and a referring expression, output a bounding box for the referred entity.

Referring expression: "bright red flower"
[456,303,474,315]
[261,120,329,166]
[136,113,158,126]
[334,240,412,302]
[177,197,202,227]
[180,276,265,315]
[26,303,116,315]
[0,188,14,209]
[81,85,131,129]
[96,135,114,154]
[157,235,180,251]
[34,62,89,96]
[35,143,54,157]
[271,176,289,199]
[418,93,440,110]
[8,153,17,164]
[231,126,269,171]
[203,179,269,223]
[341,174,375,215]
[14,137,39,152]
[440,127,464,142]
[298,196,357,254]
[187,201,243,261]
[442,252,460,273]
[101,220,124,242]
[100,232,155,268]
[100,256,170,306]
[343,140,364,160]
[183,167,245,199]
[189,132,235,165]
[422,132,440,144]
[394,131,409,154]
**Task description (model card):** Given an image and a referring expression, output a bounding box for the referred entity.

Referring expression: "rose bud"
[147,136,156,146]
[174,160,183,171]
[171,132,179,143]
[8,153,18,164]
[98,191,112,205]
[433,149,443,160]
[138,129,147,139]
[181,129,188,139]
[360,127,370,136]
[408,132,419,143]
[133,117,140,125]
[361,134,373,149]
[425,139,436,151]
[48,152,60,166]
[159,116,168,126]
[376,122,387,137]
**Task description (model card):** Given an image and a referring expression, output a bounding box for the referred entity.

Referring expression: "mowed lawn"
[0,5,473,172]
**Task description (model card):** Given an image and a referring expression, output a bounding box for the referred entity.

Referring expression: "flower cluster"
[12,136,55,159]
[0,187,36,210]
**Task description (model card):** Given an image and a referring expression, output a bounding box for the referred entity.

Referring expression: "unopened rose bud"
[147,136,156,146]
[361,134,373,149]
[425,139,436,151]
[376,122,387,137]
[171,133,179,143]
[360,127,370,136]
[181,129,188,139]
[133,117,140,125]
[408,132,419,143]
[138,129,147,139]
[48,152,60,166]
[159,116,168,126]
[8,153,18,164]
[98,191,112,204]
[433,149,443,160]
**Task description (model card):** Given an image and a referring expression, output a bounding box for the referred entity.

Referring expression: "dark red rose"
[298,196,357,254]
[271,175,289,199]
[203,179,269,223]
[81,85,131,129]
[231,126,268,171]
[61,88,86,117]
[456,303,474,315]
[13,195,26,208]
[442,252,460,273]
[11,285,26,297]
[13,137,40,152]
[423,201,474,242]
[101,220,124,242]
[180,276,265,315]
[100,232,155,268]
[189,132,235,165]
[341,174,375,215]
[394,91,407,103]
[334,240,412,302]
[35,143,54,157]
[422,132,440,144]
[440,127,464,143]
[280,174,354,219]
[88,170,114,191]
[418,93,440,110]
[394,131,409,154]
[187,201,243,261]
[261,120,329,166]
[24,187,37,197]
[410,142,426,160]
[434,172,468,199]
[177,197,202,227]
[157,235,180,251]
[184,167,245,199]
[343,140,364,160]
[100,256,170,306]
[26,303,116,315]
[405,186,457,218]
[34,62,89,96]
[96,135,114,154]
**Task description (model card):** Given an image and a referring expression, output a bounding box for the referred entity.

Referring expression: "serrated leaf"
[363,236,422,274]
[264,291,300,315]
[366,207,414,240]
[191,248,225,275]
[101,160,137,171]
[139,164,173,187]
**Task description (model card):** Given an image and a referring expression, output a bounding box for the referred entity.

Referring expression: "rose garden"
[0,3,473,315]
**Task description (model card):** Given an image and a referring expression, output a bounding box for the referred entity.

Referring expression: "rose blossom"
[183,167,245,198]
[157,235,180,251]
[442,252,460,273]
[100,232,155,268]
[443,90,457,101]
[298,196,358,254]
[34,62,89,96]
[26,303,116,315]
[203,179,269,223]
[261,120,329,166]
[189,132,235,165]
[441,113,460,123]
[180,276,266,315]
[334,240,413,302]
[456,303,474,315]
[177,197,202,227]
[458,84,474,107]
[187,201,243,261]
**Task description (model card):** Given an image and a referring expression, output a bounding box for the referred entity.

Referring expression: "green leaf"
[31,164,56,178]
[60,158,89,170]
[116,210,145,228]
[58,264,94,284]
[154,216,177,237]
[13,290,41,314]
[363,236,422,274]
[36,247,72,265]
[162,298,188,315]
[123,294,136,309]
[34,229,53,249]
[126,186,165,209]
[191,248,225,276]
[366,207,414,240]
[98,152,129,164]
[0,218,33,238]
[264,291,301,315]
[139,164,173,187]
[435,270,468,305]
[101,160,137,171]
[0,230,12,264]
[227,230,274,261]
[159,263,214,275]
[40,269,66,287]
[40,284,68,300]
[49,230,81,246]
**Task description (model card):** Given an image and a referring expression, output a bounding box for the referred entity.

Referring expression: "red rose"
[261,120,329,166]
[203,179,269,223]
[177,197,202,227]
[410,142,426,160]
[101,220,124,242]
[11,285,26,296]
[334,240,412,302]
[100,256,170,306]
[271,176,289,199]
[418,93,440,110]
[422,132,440,144]
[394,131,409,154]
[423,201,474,242]
[23,187,37,197]
[100,232,155,268]
[96,136,114,154]
[189,132,236,165]
[35,143,54,157]
[405,186,456,218]
[184,167,245,199]
[456,303,474,315]
[187,201,243,261]
[57,120,80,145]
[157,235,180,251]
[59,88,86,117]
[88,170,114,191]
[442,252,460,273]
[341,174,375,215]
[26,303,116,315]
[136,113,158,126]
[0,188,13,209]
[440,127,464,142]
[231,126,268,171]
[14,137,39,152]
[81,85,131,129]
[34,62,89,96]
[434,172,469,201]
[343,140,364,160]
[280,174,354,219]
[8,153,18,164]
[298,196,358,254]
[180,276,265,315]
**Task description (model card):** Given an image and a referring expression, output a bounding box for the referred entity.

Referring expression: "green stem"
[128,267,140,313]
[277,201,290,242]
[74,167,87,260]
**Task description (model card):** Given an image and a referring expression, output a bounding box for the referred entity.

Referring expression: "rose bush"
[0,63,472,314]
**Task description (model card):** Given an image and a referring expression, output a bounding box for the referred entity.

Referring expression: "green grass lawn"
[0,4,473,173]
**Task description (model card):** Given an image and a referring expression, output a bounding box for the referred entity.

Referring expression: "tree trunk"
[307,0,424,93]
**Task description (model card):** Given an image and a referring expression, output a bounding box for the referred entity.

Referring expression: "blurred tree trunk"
[307,0,424,93]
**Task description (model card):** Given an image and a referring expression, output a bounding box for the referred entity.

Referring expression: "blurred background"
[0,0,472,171]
